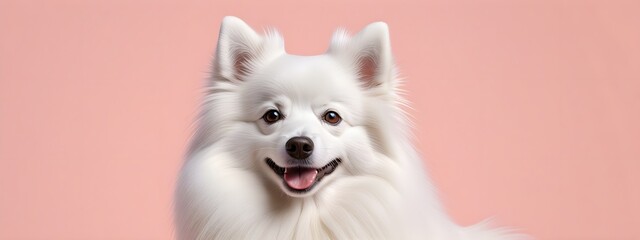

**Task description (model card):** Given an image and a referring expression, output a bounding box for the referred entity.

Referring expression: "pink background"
[1,0,639,239]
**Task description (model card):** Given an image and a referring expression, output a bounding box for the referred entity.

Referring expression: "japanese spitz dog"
[175,16,525,240]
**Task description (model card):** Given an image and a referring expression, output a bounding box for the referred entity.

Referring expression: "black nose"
[285,136,314,160]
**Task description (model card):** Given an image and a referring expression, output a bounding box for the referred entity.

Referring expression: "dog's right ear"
[214,16,284,83]
[328,22,394,90]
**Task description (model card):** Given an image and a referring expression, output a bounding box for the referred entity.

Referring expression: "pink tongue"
[283,167,318,190]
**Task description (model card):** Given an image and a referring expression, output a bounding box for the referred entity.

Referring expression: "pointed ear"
[214,16,284,82]
[328,22,394,88]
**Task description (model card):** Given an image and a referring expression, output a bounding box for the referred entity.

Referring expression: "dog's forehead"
[248,54,360,103]
[269,54,350,83]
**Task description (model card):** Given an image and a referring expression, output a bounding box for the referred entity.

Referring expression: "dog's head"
[196,17,402,197]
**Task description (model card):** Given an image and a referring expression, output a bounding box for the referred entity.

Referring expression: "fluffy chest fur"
[177,142,408,239]
[176,144,459,240]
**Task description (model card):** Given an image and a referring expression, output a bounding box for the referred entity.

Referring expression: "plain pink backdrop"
[1,0,639,239]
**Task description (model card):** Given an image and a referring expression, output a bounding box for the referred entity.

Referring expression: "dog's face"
[242,55,363,196]
[207,17,395,197]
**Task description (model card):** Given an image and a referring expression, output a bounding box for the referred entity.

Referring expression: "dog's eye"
[262,110,282,124]
[323,111,341,125]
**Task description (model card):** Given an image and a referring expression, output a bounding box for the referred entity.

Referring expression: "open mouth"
[266,158,341,193]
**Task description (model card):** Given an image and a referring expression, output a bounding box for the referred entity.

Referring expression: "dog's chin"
[265,158,341,197]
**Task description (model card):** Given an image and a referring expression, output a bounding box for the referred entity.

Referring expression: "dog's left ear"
[328,22,394,89]
[214,16,284,83]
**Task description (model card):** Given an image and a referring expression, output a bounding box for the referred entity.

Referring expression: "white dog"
[174,16,525,240]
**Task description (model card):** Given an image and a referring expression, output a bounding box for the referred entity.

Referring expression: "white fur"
[175,16,528,240]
